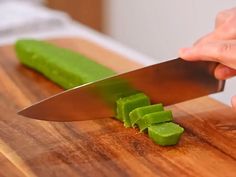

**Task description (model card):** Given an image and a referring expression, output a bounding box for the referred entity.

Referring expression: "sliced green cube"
[116,93,150,127]
[129,104,164,127]
[15,39,115,89]
[148,122,184,146]
[137,110,173,132]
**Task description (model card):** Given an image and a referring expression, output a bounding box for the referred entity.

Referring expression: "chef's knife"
[18,58,225,121]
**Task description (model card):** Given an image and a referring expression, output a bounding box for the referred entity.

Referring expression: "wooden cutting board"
[0,38,236,177]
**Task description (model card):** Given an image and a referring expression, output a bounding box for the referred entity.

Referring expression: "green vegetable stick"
[129,104,164,127]
[15,39,115,89]
[116,93,150,127]
[148,122,184,146]
[137,110,173,132]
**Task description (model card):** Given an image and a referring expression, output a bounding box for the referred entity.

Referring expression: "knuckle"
[217,43,232,54]
[216,10,228,21]
[225,21,236,36]
[216,9,236,28]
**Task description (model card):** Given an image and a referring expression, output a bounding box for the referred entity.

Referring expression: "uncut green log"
[15,39,115,89]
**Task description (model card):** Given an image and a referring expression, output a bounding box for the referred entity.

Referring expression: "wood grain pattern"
[0,152,27,177]
[0,38,236,177]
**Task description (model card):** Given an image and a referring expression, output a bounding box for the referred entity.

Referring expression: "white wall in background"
[104,0,236,105]
[104,0,236,60]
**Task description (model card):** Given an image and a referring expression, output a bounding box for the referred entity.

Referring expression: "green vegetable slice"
[137,110,173,132]
[129,104,164,127]
[116,93,150,127]
[148,122,184,146]
[15,39,115,89]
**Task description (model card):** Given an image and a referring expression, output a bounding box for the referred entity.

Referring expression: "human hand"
[179,7,236,110]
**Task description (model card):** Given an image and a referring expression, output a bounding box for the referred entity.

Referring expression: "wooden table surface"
[0,38,236,177]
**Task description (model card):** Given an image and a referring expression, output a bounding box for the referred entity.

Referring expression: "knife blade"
[18,58,225,121]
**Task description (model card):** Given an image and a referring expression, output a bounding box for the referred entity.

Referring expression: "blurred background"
[1,0,236,104]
